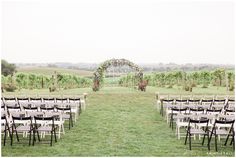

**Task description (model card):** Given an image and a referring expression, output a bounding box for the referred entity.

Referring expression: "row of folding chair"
[166,107,235,151]
[2,114,58,146]
[184,116,234,151]
[165,104,235,124]
[170,111,234,137]
[1,96,86,110]
[2,102,76,125]
[2,101,80,123]
[160,98,234,106]
[156,93,234,101]
[1,102,77,146]
[159,98,235,117]
[2,97,84,118]
[2,106,72,137]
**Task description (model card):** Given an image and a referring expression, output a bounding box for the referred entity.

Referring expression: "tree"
[173,71,183,85]
[227,72,235,91]
[1,59,16,76]
[28,74,37,89]
[16,73,28,89]
[165,72,175,88]
[212,68,225,87]
[200,71,211,88]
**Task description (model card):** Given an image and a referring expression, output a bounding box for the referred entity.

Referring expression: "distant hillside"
[16,66,93,77]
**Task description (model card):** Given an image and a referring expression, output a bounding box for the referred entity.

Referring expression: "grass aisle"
[1,87,234,156]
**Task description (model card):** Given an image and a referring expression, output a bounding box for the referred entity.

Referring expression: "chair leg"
[62,124,65,134]
[202,134,206,145]
[71,114,73,127]
[225,134,230,146]
[74,112,77,122]
[169,115,172,128]
[79,105,82,115]
[37,131,41,142]
[15,130,20,142]
[29,131,32,146]
[207,133,210,151]
[58,126,61,139]
[208,131,213,147]
[171,120,174,130]
[230,136,234,145]
[177,127,180,139]
[189,133,192,150]
[54,128,57,142]
[4,129,7,146]
[215,135,218,152]
[50,131,53,146]
[185,132,188,145]
[8,129,12,144]
[33,131,35,146]
[231,135,235,151]
[69,118,71,130]
[11,128,13,146]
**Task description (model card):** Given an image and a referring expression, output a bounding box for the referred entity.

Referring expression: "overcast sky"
[1,0,235,64]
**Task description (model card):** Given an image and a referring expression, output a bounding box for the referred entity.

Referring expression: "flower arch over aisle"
[92,58,145,91]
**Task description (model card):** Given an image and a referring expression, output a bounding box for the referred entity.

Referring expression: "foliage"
[227,72,235,91]
[1,75,17,92]
[15,73,28,89]
[212,68,225,87]
[1,72,92,92]
[3,83,17,92]
[1,59,17,76]
[119,69,234,92]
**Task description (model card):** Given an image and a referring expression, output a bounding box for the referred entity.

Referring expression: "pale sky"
[1,0,235,64]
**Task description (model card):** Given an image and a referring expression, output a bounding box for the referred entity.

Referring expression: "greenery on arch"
[93,58,143,91]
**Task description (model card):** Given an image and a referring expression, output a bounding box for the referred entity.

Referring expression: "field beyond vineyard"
[17,66,93,77]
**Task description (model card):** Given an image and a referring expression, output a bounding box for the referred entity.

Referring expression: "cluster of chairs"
[1,96,86,146]
[156,94,235,151]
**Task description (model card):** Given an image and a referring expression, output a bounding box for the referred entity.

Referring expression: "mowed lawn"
[1,87,235,157]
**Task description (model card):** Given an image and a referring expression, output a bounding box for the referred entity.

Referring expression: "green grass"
[1,87,235,156]
[16,66,93,77]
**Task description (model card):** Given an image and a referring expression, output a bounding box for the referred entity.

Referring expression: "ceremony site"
[1,0,235,157]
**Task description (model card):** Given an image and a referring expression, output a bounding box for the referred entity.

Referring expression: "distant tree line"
[15,62,234,72]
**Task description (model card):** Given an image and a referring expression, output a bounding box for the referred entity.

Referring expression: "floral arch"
[92,58,144,91]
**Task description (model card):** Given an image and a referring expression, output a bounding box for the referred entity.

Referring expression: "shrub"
[229,84,234,91]
[202,84,208,88]
[49,86,57,92]
[191,83,196,87]
[92,85,99,91]
[3,83,17,92]
[167,84,173,88]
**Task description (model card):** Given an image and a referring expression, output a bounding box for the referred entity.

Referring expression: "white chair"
[209,118,235,151]
[11,115,34,146]
[44,111,65,139]
[184,118,210,150]
[33,116,57,146]
[175,114,195,139]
